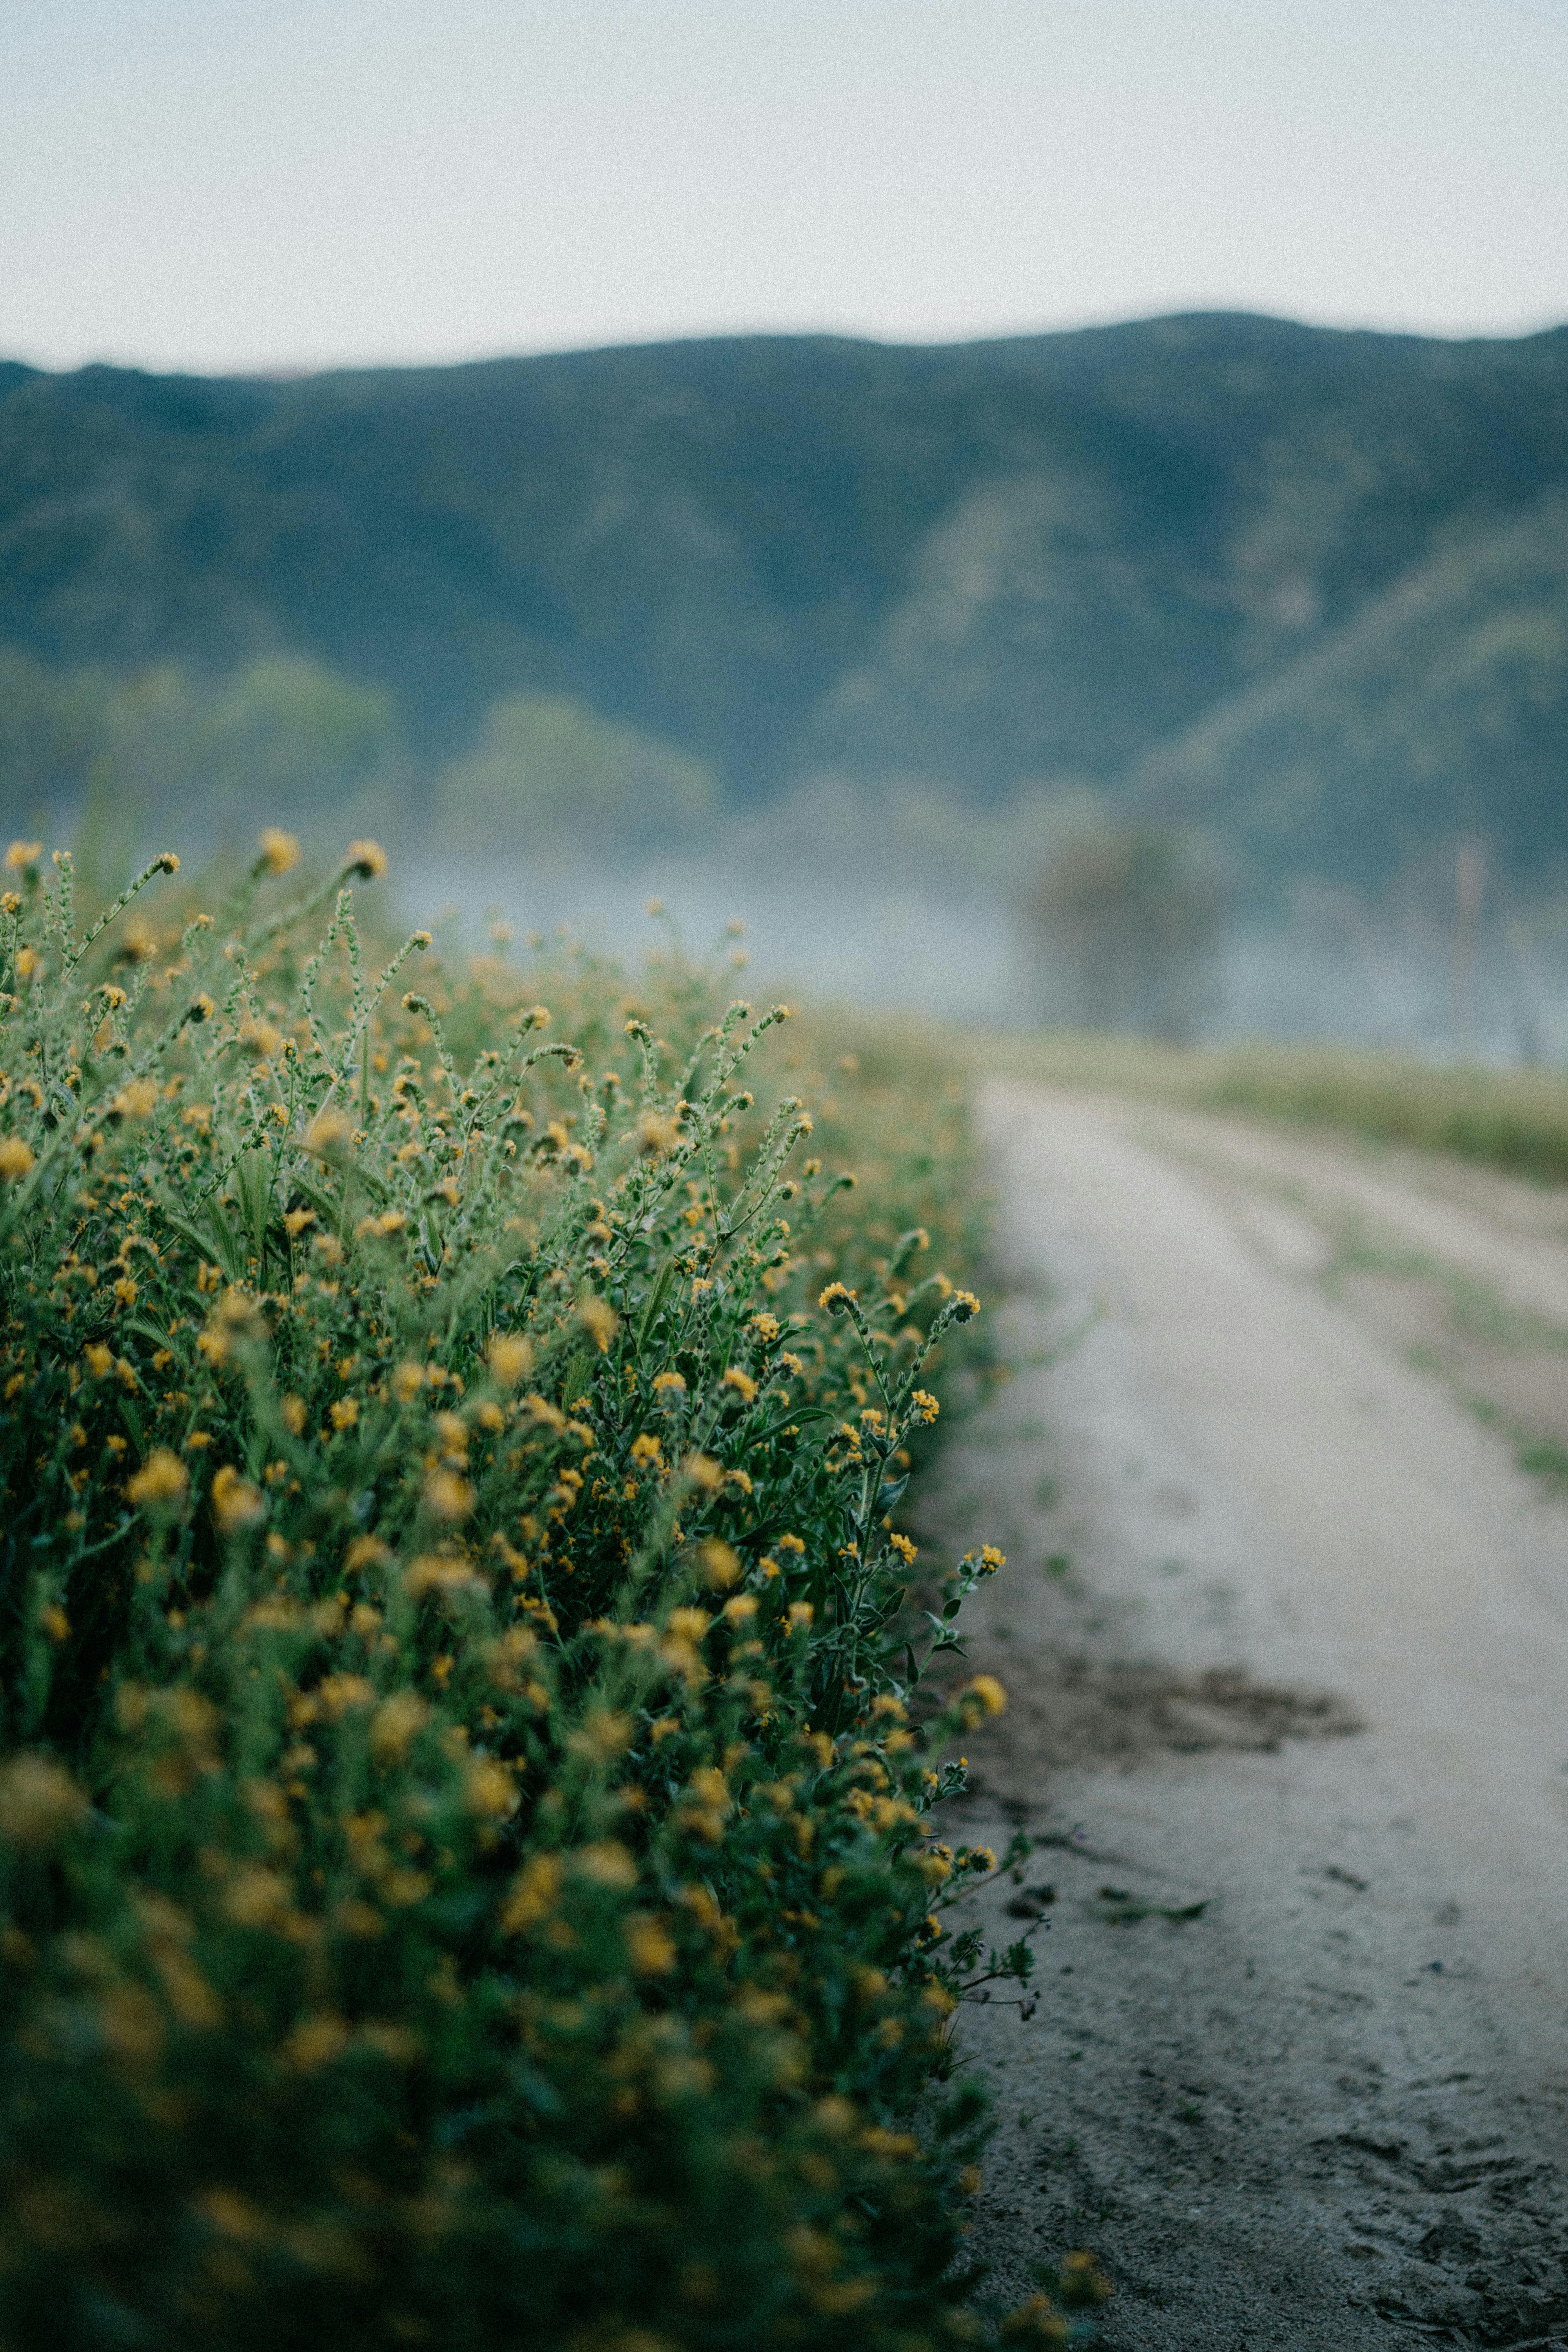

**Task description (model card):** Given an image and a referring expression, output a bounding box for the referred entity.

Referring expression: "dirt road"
[935,1082,1568,2350]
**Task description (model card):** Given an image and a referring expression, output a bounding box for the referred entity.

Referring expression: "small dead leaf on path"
[1092,1886,1209,1925]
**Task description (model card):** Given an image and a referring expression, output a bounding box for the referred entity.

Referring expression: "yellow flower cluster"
[0,831,1025,2349]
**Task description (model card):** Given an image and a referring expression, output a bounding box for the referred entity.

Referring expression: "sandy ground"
[932,1083,1568,2350]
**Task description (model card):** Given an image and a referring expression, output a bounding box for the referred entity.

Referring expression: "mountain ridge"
[2,311,1566,886]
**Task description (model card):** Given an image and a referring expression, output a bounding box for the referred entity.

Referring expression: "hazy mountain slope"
[1128,492,1568,887]
[797,458,1232,784]
[2,314,1567,873]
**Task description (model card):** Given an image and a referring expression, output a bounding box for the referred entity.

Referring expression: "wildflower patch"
[0,837,1082,2350]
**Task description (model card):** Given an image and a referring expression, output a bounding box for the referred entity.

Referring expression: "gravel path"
[935,1082,1568,2350]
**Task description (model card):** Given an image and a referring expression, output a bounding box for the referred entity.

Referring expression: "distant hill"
[2,314,1566,887]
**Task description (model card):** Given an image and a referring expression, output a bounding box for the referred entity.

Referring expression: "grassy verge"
[998,1030,1568,1185]
[0,836,1105,2351]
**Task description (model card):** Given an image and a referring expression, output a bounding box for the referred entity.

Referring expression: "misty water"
[407,849,1568,1067]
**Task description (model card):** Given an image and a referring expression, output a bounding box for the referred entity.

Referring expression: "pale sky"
[5,0,1567,376]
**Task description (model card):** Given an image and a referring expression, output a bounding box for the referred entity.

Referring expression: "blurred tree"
[141,655,399,819]
[0,648,403,841]
[1024,821,1225,1041]
[215,657,394,808]
[0,646,105,826]
[438,692,719,860]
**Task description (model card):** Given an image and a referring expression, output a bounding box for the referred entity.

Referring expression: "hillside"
[2,313,1567,884]
[1129,491,1568,884]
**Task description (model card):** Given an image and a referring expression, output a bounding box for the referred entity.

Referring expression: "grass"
[996,1030,1568,1186]
[0,833,1109,2352]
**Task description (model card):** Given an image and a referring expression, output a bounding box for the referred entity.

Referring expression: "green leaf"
[161,1203,244,1281]
[634,1255,678,1350]
[234,1147,272,1270]
[748,1406,835,1448]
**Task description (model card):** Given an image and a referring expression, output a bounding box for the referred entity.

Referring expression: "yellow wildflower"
[578,1295,617,1352]
[486,1332,533,1385]
[423,1467,474,1524]
[127,1448,189,1510]
[211,1465,265,1536]
[699,1539,741,1590]
[1000,2294,1069,2345]
[315,1675,375,1719]
[499,1852,563,1934]
[368,1691,430,1764]
[3,841,42,871]
[567,1710,633,1762]
[345,839,387,878]
[195,2189,270,2243]
[0,1754,87,1848]
[283,2016,351,2073]
[303,1104,354,1162]
[402,1554,483,1602]
[575,1841,638,1890]
[0,1138,35,1183]
[463,1758,519,1820]
[1058,2252,1112,2305]
[257,828,300,873]
[222,1872,292,1929]
[634,1109,682,1158]
[623,1913,677,1974]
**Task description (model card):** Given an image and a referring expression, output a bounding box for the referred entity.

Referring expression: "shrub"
[0,836,1043,2350]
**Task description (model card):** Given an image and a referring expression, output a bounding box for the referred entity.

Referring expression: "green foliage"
[1023,823,1225,1042]
[0,833,1066,2350]
[0,651,401,842]
[1003,1028,1568,1184]
[1194,1044,1568,1181]
[438,692,719,860]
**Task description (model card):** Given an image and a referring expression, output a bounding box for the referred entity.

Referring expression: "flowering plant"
[0,836,1072,2350]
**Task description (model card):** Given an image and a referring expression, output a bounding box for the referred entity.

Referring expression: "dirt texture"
[933,1084,1568,2350]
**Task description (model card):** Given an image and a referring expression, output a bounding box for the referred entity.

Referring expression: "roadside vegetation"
[0,834,1109,2350]
[1004,1030,1568,1185]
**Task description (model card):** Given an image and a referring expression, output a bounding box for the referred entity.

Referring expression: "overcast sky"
[5,0,1567,376]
